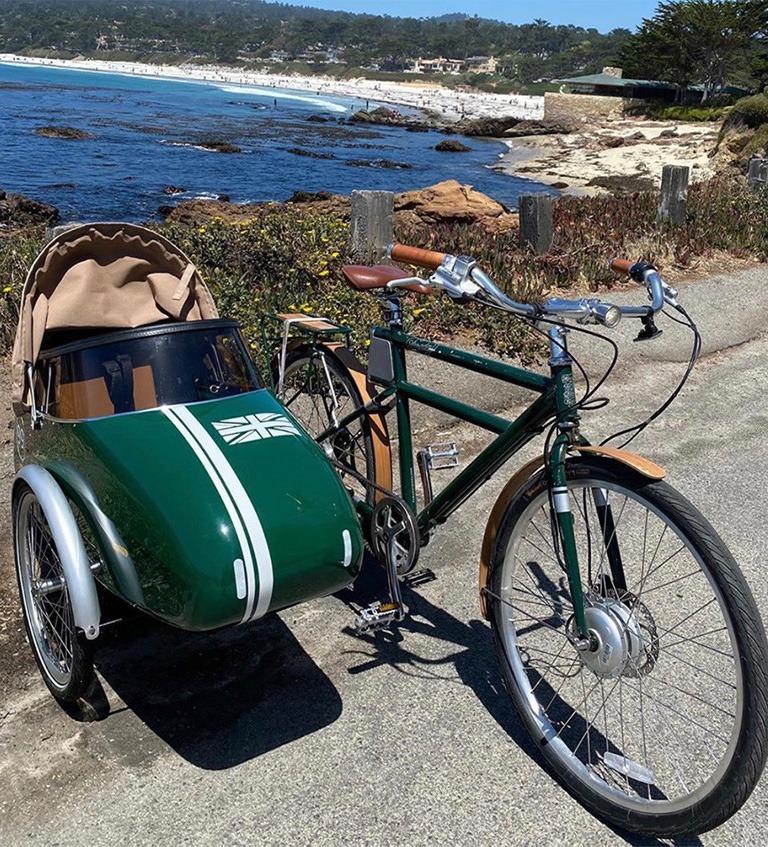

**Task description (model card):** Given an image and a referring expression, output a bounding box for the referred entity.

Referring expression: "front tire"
[489,458,768,837]
[13,483,95,703]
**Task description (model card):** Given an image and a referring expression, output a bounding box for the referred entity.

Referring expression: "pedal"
[354,601,402,634]
[401,568,436,587]
[417,443,460,505]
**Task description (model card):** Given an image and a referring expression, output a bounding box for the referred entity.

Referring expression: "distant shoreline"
[0,53,545,123]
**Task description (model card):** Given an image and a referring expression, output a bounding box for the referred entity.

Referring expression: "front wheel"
[489,458,768,837]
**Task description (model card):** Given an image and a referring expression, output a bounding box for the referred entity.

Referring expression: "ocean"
[0,61,553,222]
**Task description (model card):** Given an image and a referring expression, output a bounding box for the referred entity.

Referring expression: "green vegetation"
[3,174,768,367]
[717,93,768,157]
[0,0,630,87]
[621,0,768,102]
[722,92,768,129]
[645,104,729,121]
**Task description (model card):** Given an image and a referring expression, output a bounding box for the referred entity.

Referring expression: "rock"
[288,190,337,203]
[0,189,59,228]
[288,147,335,159]
[394,179,516,232]
[160,199,262,226]
[160,180,516,232]
[306,114,329,122]
[551,181,570,189]
[435,140,471,152]
[601,136,625,148]
[502,120,572,138]
[348,106,400,125]
[199,140,241,153]
[345,158,412,169]
[163,186,187,195]
[34,126,93,139]
[658,128,677,138]
[286,191,350,216]
[460,116,522,137]
[348,108,431,131]
[217,194,231,202]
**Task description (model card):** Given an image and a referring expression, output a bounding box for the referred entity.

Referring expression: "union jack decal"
[212,413,299,445]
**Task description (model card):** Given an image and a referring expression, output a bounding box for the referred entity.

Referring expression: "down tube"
[418,390,556,532]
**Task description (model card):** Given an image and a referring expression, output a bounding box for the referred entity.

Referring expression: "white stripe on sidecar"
[172,405,274,621]
[163,406,274,622]
[162,406,257,622]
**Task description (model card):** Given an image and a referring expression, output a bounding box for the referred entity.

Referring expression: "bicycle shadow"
[76,599,343,771]
[338,561,703,847]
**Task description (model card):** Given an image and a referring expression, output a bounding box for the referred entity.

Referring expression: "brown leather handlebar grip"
[610,258,634,275]
[389,243,448,270]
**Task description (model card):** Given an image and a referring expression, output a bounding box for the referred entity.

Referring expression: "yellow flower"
[413,308,426,317]
[330,251,340,259]
[301,303,312,312]
[3,286,11,293]
[318,269,329,277]
[199,226,206,234]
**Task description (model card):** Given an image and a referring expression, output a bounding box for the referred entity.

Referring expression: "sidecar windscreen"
[37,319,262,419]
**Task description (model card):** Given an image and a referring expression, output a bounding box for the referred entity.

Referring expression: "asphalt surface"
[1,266,768,846]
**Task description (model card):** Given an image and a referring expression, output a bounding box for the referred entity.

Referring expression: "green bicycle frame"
[304,304,592,638]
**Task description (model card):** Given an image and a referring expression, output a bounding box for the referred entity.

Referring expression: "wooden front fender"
[478,447,666,619]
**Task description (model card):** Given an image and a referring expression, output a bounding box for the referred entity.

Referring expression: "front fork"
[546,324,627,644]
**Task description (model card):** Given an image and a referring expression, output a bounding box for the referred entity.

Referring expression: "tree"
[621,0,768,101]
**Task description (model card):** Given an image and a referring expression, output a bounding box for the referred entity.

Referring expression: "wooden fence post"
[657,165,689,226]
[349,190,394,263]
[748,158,768,190]
[518,193,553,254]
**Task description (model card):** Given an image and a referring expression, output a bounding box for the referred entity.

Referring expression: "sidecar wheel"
[13,483,95,703]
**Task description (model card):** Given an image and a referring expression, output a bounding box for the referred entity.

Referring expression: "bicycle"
[263,243,768,838]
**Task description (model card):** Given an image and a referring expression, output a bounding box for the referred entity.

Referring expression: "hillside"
[0,0,630,87]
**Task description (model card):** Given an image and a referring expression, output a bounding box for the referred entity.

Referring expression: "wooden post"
[349,190,394,263]
[518,193,553,254]
[748,158,768,190]
[656,165,689,226]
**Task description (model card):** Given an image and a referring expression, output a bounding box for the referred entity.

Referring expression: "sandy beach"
[0,54,544,122]
[498,119,719,195]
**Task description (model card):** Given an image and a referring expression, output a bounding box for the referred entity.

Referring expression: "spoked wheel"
[489,458,768,837]
[13,483,94,702]
[280,346,377,503]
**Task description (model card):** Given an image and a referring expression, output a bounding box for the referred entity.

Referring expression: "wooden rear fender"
[325,343,393,501]
[478,447,666,619]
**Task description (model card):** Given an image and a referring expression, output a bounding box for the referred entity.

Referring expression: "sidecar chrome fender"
[14,464,101,640]
[478,448,666,619]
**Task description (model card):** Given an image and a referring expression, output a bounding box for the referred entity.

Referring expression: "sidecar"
[10,222,363,702]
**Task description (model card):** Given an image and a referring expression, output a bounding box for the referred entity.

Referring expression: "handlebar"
[389,243,447,270]
[386,243,680,328]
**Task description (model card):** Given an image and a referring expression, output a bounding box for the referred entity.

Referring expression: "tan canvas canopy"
[11,222,219,415]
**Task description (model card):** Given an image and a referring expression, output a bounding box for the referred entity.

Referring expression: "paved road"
[1,268,768,846]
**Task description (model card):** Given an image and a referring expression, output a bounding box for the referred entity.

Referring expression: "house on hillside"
[465,56,498,75]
